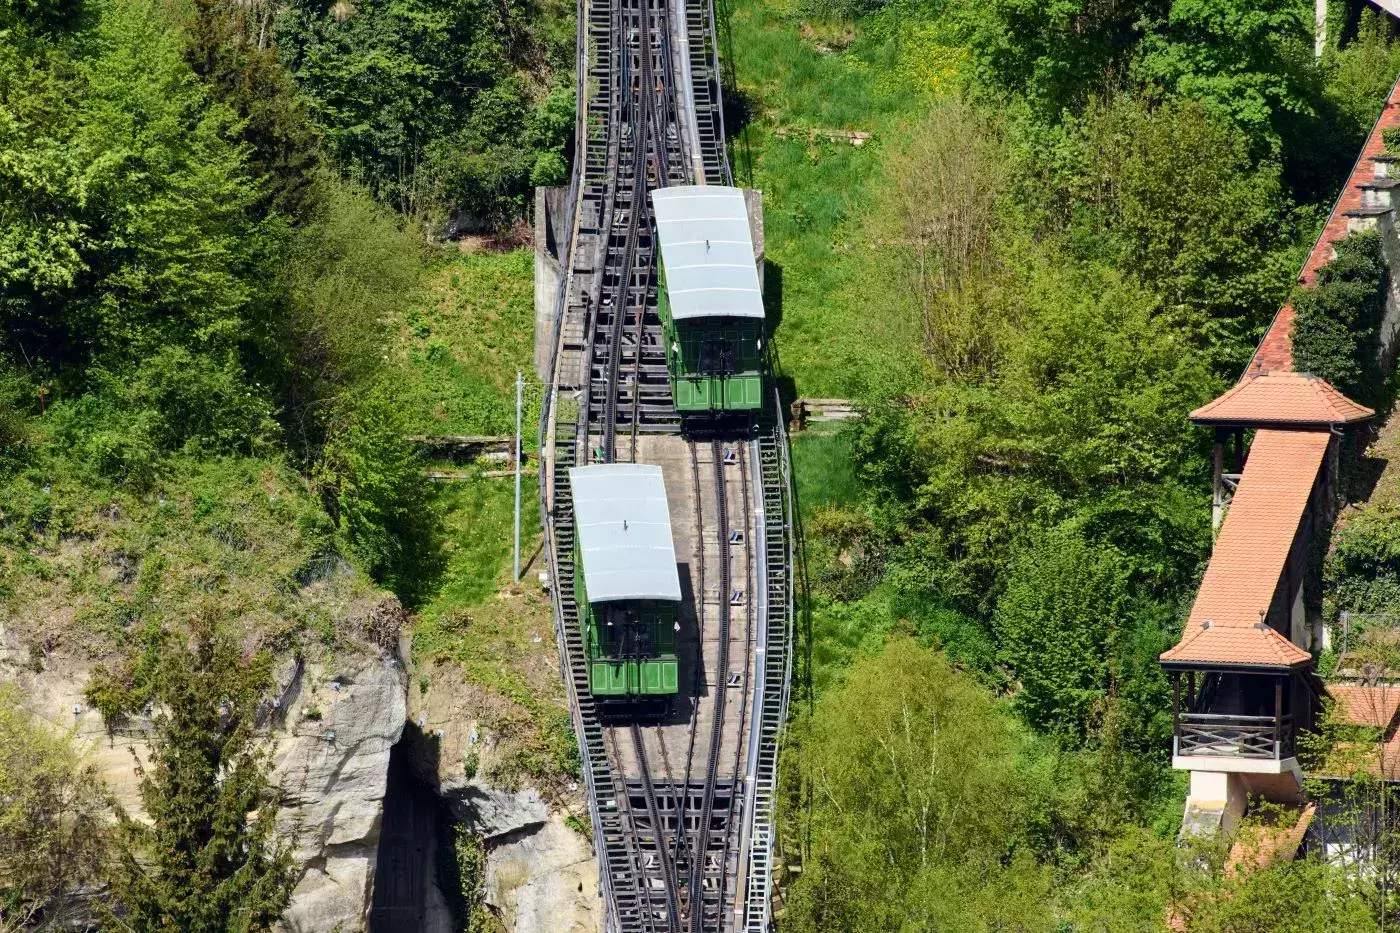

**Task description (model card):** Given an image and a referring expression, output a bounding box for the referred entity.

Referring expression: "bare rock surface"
[275,654,408,933]
[448,778,549,839]
[406,658,601,931]
[0,598,602,933]
[0,621,409,933]
[486,816,599,933]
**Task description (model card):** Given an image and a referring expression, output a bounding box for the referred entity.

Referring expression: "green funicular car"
[651,185,766,415]
[568,463,682,701]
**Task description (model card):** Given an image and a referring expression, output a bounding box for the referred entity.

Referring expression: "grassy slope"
[392,247,574,788]
[727,0,925,398]
[728,0,944,697]
[392,249,544,439]
[0,452,381,677]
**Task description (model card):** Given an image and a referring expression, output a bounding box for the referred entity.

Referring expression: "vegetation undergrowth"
[736,0,1400,928]
[0,0,575,923]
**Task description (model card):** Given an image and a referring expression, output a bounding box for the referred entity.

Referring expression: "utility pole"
[513,371,523,582]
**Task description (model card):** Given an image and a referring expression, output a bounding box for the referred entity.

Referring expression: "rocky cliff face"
[486,817,598,933]
[0,639,408,933]
[404,658,601,933]
[2,610,601,933]
[273,654,408,933]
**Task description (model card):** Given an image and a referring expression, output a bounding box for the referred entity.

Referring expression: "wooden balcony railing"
[1175,713,1295,760]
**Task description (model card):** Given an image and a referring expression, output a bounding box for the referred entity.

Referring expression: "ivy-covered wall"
[1291,229,1389,404]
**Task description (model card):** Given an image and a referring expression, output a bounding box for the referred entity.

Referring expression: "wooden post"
[1275,677,1285,760]
[1188,671,1196,709]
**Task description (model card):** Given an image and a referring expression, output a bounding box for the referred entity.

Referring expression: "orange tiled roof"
[1225,803,1316,876]
[1189,373,1374,427]
[1247,78,1400,375]
[1161,429,1329,667]
[1329,683,1400,730]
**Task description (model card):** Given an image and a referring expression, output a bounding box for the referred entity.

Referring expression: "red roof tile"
[1189,373,1374,427]
[1226,803,1315,876]
[1161,429,1329,667]
[1329,683,1400,730]
[1246,77,1400,375]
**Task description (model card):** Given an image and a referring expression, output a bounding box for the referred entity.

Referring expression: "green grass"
[0,452,374,660]
[727,0,930,398]
[394,249,544,439]
[387,245,577,789]
[408,471,574,789]
[790,421,860,522]
[416,472,542,625]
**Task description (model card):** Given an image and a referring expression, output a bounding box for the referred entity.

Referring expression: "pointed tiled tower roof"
[1189,372,1374,428]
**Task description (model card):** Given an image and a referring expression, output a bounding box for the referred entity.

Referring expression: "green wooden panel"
[590,661,630,696]
[675,377,712,411]
[637,659,679,694]
[723,374,763,410]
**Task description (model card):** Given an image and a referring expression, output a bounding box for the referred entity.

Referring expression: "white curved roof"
[650,185,765,321]
[568,464,682,602]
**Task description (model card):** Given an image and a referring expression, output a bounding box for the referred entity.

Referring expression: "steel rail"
[687,439,732,933]
[539,0,795,920]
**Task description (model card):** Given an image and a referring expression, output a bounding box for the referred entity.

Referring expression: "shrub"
[318,381,440,601]
[0,688,109,927]
[1325,507,1400,621]
[993,525,1131,738]
[47,349,278,486]
[0,366,33,465]
[104,622,294,932]
[1291,229,1388,402]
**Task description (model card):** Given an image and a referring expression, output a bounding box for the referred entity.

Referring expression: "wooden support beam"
[1213,428,1226,530]
[1172,673,1181,741]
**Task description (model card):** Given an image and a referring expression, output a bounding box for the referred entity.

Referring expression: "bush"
[1325,507,1400,620]
[1291,229,1387,402]
[0,686,109,928]
[0,366,33,465]
[47,348,278,485]
[318,382,440,600]
[104,622,294,932]
[993,525,1131,738]
[271,178,421,454]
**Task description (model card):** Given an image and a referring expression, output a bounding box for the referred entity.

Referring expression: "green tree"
[994,526,1130,737]
[0,0,261,367]
[1290,229,1387,402]
[0,687,109,929]
[782,637,1057,932]
[182,0,324,217]
[1108,99,1297,367]
[1134,0,1317,159]
[318,382,440,601]
[955,0,1161,115]
[104,622,294,933]
[275,0,573,222]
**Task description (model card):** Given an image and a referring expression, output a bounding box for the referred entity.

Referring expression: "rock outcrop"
[0,620,409,933]
[1,604,601,933]
[486,815,598,933]
[406,658,602,933]
[275,654,408,933]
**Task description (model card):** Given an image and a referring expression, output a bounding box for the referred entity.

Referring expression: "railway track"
[537,0,794,923]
